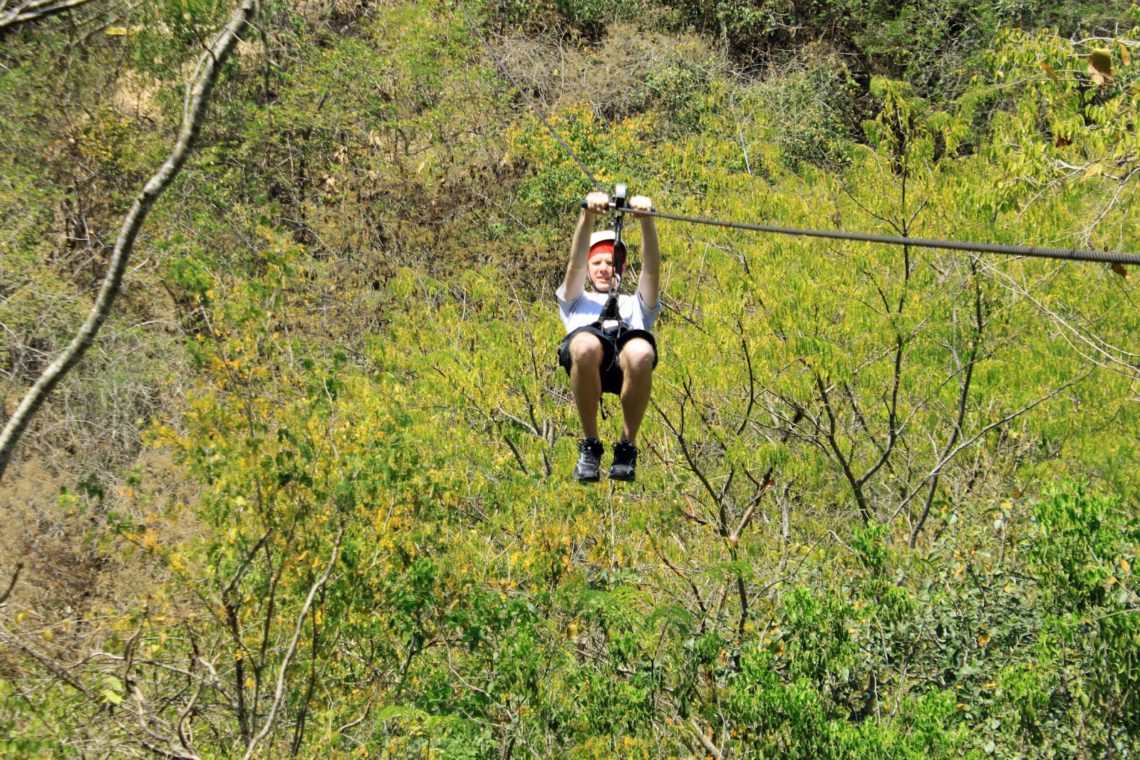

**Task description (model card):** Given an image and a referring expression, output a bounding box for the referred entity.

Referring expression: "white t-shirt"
[555,283,661,334]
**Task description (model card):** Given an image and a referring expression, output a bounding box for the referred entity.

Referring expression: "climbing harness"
[590,183,630,340]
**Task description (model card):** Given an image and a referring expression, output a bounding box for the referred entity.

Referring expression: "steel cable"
[462,4,1139,267]
[638,209,1140,266]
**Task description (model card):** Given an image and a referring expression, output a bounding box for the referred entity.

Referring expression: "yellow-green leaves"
[1089,48,1115,87]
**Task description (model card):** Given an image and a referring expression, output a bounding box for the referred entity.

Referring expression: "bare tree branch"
[0,0,94,31]
[909,258,983,546]
[892,367,1092,526]
[0,563,22,605]
[980,258,1140,378]
[0,620,94,698]
[242,524,343,759]
[0,0,259,480]
[689,717,725,760]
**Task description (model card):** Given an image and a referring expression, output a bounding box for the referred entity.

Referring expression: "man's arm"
[561,191,609,302]
[631,195,659,309]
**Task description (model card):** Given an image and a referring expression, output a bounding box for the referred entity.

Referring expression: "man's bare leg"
[618,338,655,445]
[569,333,604,439]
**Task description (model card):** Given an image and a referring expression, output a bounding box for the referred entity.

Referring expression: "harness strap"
[594,292,626,339]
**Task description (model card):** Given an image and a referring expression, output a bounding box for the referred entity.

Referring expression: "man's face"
[588,252,614,292]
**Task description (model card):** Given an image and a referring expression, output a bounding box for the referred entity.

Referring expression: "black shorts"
[557,325,658,395]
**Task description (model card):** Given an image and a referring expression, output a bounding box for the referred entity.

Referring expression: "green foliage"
[509,104,658,227]
[4,2,1140,758]
[1025,484,1140,753]
[125,0,235,78]
[974,26,1140,241]
[477,0,642,37]
[1032,483,1136,612]
[753,50,861,170]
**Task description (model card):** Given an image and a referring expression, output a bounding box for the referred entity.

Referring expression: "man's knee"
[620,338,655,375]
[569,333,604,368]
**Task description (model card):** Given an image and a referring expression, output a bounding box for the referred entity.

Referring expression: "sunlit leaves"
[1088,48,1115,87]
[6,3,1140,756]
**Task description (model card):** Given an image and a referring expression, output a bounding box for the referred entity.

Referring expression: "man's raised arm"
[561,191,609,302]
[631,195,659,309]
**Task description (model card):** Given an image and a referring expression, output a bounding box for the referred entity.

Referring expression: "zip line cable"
[638,209,1140,266]
[463,6,1140,267]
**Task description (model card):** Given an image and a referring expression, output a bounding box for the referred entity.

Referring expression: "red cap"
[588,230,616,261]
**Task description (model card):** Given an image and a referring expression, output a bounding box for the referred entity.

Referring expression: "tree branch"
[242,524,343,759]
[689,718,725,760]
[0,0,94,31]
[0,0,259,480]
[0,563,22,605]
[910,258,983,546]
[892,367,1092,525]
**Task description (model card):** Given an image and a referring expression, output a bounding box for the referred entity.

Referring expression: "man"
[556,190,660,482]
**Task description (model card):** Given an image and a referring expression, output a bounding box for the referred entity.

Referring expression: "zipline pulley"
[599,183,628,336]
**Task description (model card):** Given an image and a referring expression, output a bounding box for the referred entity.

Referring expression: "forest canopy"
[1,0,1138,757]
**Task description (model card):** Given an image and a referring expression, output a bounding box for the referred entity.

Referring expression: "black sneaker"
[609,439,637,481]
[573,438,604,482]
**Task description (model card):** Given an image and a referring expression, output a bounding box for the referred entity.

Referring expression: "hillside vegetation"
[1,0,1139,756]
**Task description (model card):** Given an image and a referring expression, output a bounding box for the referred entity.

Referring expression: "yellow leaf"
[142,529,159,551]
[1040,62,1059,82]
[1088,49,1115,87]
[1121,558,1131,574]
[1121,43,1132,67]
[977,633,991,647]
[1083,162,1104,179]
[1089,48,1114,76]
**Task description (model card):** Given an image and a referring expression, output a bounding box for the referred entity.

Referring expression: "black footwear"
[573,438,604,482]
[609,439,637,481]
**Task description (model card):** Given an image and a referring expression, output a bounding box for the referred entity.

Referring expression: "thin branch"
[854,334,904,489]
[654,397,723,510]
[0,621,94,698]
[645,528,709,632]
[0,0,93,30]
[910,258,983,546]
[0,563,22,605]
[689,718,725,760]
[242,524,344,760]
[815,374,870,522]
[980,258,1140,374]
[891,367,1092,523]
[736,319,756,435]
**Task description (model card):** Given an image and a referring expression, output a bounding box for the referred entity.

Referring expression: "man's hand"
[583,191,610,216]
[629,195,653,217]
